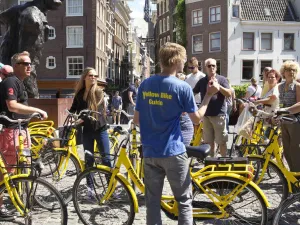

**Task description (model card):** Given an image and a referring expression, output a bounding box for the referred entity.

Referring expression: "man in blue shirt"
[133,43,219,225]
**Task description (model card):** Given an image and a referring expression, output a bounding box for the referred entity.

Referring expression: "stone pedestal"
[28,98,73,128]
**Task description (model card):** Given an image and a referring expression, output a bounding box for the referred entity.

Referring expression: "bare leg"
[209,142,215,157]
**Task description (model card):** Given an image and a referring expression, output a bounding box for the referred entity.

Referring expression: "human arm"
[133,110,139,125]
[232,89,237,112]
[6,100,47,119]
[253,95,276,105]
[69,95,79,113]
[188,80,220,124]
[218,77,231,98]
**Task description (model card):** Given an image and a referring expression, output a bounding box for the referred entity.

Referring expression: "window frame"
[283,33,295,51]
[209,31,221,52]
[66,56,84,78]
[242,32,255,51]
[66,26,84,48]
[66,0,83,17]
[260,60,273,80]
[260,32,273,51]
[209,5,221,24]
[46,56,56,69]
[242,60,255,81]
[48,26,56,40]
[192,34,203,54]
[232,4,240,18]
[192,9,203,26]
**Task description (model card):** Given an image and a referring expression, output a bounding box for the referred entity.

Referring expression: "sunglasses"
[188,66,195,70]
[286,68,296,72]
[207,64,216,68]
[88,74,99,78]
[17,62,31,66]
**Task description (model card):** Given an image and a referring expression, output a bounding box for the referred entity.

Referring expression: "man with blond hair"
[193,58,231,157]
[133,43,220,225]
[185,57,205,104]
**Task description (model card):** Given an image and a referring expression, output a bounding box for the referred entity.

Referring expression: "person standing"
[225,78,237,132]
[133,42,219,225]
[185,57,205,105]
[0,51,47,219]
[193,58,231,157]
[70,67,111,197]
[127,78,140,115]
[245,77,262,101]
[111,91,122,125]
[278,61,300,172]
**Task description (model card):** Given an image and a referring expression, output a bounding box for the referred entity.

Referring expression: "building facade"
[185,0,228,75]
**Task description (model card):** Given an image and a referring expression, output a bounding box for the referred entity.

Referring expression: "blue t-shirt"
[135,75,198,158]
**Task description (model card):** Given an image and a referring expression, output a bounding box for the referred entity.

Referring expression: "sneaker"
[117,123,120,125]
[113,122,116,125]
[0,205,15,221]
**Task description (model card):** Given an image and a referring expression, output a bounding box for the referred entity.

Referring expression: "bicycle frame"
[97,144,269,218]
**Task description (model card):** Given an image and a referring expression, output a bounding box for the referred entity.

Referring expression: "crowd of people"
[1,44,300,224]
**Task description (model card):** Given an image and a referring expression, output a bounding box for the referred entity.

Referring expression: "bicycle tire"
[39,150,81,204]
[72,167,135,225]
[0,176,68,225]
[248,156,288,220]
[272,193,300,225]
[192,176,267,225]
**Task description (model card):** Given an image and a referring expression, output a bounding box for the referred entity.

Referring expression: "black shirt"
[70,89,107,132]
[193,75,229,116]
[0,75,29,128]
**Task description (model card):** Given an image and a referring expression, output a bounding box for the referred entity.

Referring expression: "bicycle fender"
[97,165,139,213]
[198,173,270,207]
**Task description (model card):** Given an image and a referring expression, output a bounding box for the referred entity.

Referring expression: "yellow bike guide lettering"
[142,91,172,106]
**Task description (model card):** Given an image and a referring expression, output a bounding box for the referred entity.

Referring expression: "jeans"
[82,128,111,187]
[144,153,193,225]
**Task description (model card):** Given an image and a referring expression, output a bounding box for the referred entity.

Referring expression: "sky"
[127,0,155,38]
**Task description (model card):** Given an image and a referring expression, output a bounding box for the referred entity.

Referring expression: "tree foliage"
[175,0,186,46]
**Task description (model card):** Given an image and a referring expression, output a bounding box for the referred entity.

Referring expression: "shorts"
[0,128,31,174]
[203,116,228,145]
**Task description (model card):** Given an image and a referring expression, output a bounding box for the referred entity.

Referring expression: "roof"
[240,0,297,22]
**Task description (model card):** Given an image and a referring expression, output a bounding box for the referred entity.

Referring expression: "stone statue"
[0,0,63,98]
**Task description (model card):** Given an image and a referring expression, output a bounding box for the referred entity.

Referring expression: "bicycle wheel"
[0,176,67,225]
[73,167,135,225]
[193,176,267,225]
[40,150,81,204]
[272,193,300,225]
[248,156,288,220]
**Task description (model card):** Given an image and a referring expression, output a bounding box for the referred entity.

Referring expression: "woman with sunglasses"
[70,67,111,196]
[278,61,300,172]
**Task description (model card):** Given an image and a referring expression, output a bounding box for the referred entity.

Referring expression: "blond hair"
[280,61,300,80]
[159,42,186,69]
[205,58,217,66]
[74,67,105,113]
[188,57,198,67]
[11,51,30,66]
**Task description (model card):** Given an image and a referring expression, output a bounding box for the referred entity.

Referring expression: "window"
[261,33,272,50]
[166,0,169,12]
[96,27,100,49]
[167,16,169,31]
[46,56,56,69]
[192,35,203,54]
[97,0,100,18]
[66,26,83,48]
[162,18,165,33]
[48,26,56,40]
[232,5,239,18]
[160,38,163,47]
[260,60,272,78]
[102,31,105,51]
[67,56,84,77]
[66,0,83,16]
[243,32,255,50]
[209,32,221,52]
[284,33,295,50]
[18,0,32,5]
[101,2,105,22]
[216,60,221,74]
[210,6,221,23]
[192,9,202,26]
[242,60,254,80]
[160,20,162,34]
[161,2,164,14]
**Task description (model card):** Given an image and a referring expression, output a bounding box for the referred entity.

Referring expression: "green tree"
[175,0,186,46]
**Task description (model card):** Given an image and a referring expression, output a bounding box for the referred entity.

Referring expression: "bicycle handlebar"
[0,112,42,124]
[65,109,102,121]
[120,110,134,119]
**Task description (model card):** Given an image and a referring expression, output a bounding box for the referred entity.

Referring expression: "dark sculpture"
[0,0,63,98]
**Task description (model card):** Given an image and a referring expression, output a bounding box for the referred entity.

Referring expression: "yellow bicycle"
[72,143,269,225]
[0,113,68,224]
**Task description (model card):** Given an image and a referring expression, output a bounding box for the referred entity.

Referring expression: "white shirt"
[185,71,205,103]
[261,85,279,114]
[247,85,262,98]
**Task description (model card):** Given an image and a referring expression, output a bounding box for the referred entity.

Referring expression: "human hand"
[207,78,220,96]
[38,110,48,120]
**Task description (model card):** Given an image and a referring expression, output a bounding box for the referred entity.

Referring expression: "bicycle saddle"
[186,144,211,160]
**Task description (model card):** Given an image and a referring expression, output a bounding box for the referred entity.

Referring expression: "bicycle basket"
[59,115,77,146]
